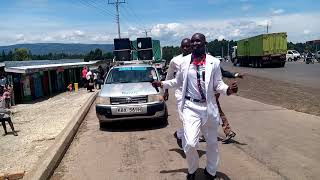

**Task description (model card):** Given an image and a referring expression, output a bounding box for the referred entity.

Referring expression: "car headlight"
[148,94,164,102]
[97,96,110,105]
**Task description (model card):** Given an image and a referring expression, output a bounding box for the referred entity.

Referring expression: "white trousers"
[182,100,219,176]
[176,98,184,139]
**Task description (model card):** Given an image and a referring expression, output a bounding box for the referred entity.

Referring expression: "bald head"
[191,33,206,43]
[191,33,207,56]
[180,38,191,56]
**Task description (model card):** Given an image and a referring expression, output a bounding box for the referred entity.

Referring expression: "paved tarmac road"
[222,61,320,89]
[51,93,320,180]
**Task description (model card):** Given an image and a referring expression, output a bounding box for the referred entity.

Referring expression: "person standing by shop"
[81,66,88,88]
[86,68,94,92]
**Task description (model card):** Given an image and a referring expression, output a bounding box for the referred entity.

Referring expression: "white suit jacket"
[162,54,229,123]
[165,54,184,100]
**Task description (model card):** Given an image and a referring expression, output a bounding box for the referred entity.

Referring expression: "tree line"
[0,48,114,62]
[0,40,316,62]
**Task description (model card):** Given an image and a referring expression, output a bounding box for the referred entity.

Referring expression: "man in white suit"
[164,38,192,147]
[153,33,238,180]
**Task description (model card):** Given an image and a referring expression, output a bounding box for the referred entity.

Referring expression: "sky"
[0,0,319,46]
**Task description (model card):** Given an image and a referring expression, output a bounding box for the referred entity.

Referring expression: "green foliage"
[13,48,30,61]
[162,46,180,63]
[84,48,113,62]
[0,49,85,61]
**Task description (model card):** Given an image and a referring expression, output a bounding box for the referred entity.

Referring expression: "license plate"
[117,107,143,113]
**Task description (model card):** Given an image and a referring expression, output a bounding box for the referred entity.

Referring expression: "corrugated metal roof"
[5,60,98,74]
[4,59,84,68]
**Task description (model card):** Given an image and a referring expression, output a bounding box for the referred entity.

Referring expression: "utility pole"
[267,23,269,34]
[221,46,224,58]
[143,29,151,37]
[227,41,230,61]
[108,0,125,38]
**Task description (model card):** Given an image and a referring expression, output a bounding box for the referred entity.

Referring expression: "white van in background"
[286,50,301,61]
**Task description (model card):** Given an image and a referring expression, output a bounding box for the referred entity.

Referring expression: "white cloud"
[241,4,252,11]
[271,8,285,15]
[231,29,241,37]
[303,29,311,35]
[1,12,320,46]
[218,35,225,41]
[15,34,25,41]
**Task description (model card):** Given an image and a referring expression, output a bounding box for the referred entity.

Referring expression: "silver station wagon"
[96,63,168,127]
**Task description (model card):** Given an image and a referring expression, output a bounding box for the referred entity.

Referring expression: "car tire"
[159,106,168,125]
[99,121,110,129]
[252,60,256,68]
[257,60,262,68]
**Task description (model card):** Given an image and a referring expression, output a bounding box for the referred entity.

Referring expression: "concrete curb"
[23,91,98,180]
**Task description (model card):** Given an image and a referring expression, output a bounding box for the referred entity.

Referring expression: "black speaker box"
[138,50,153,60]
[114,38,131,50]
[114,50,131,61]
[137,37,152,49]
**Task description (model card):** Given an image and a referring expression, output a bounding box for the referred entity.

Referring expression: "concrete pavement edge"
[23,91,98,180]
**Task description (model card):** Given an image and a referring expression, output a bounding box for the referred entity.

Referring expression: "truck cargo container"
[233,32,287,67]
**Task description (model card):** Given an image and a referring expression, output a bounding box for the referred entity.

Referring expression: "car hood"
[100,82,160,97]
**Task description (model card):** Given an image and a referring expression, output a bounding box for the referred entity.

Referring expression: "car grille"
[110,96,148,105]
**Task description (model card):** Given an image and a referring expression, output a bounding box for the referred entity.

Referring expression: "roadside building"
[4,59,98,104]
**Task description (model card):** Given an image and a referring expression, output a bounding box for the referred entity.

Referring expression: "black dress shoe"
[186,172,196,180]
[222,131,236,143]
[199,135,206,142]
[204,168,217,179]
[174,131,182,149]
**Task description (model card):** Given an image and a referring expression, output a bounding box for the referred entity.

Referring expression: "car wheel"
[255,60,259,68]
[99,121,110,129]
[159,106,168,125]
[159,116,168,126]
[288,58,292,62]
[252,60,256,68]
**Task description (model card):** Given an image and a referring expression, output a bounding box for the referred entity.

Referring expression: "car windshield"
[292,50,299,53]
[105,66,158,84]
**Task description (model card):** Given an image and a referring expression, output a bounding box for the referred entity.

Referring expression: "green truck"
[232,32,287,67]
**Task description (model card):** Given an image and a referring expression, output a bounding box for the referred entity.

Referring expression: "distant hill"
[0,43,114,55]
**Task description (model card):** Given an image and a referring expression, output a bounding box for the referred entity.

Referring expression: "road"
[51,94,320,180]
[222,61,320,89]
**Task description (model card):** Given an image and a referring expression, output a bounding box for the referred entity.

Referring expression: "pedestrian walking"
[0,93,18,136]
[153,33,238,179]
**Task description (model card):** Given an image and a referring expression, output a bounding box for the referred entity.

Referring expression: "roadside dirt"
[0,89,93,175]
[225,75,320,117]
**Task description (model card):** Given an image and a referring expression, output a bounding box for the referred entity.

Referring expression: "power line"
[122,4,146,30]
[77,0,115,18]
[120,6,141,28]
[87,0,116,17]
